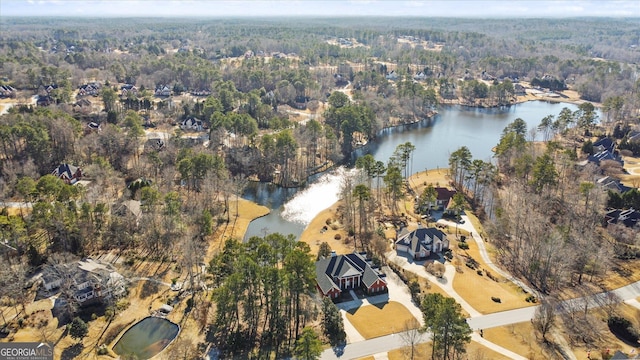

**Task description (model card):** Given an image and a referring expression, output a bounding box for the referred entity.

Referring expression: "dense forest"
[0,16,639,359]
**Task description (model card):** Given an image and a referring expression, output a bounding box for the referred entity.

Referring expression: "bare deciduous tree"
[532,299,556,342]
[399,318,423,360]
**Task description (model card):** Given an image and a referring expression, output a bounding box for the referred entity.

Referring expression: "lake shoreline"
[241,99,590,242]
[297,168,453,254]
[247,96,584,190]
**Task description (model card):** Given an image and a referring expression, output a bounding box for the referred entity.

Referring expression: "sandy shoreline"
[231,166,453,257]
[295,168,453,255]
[234,88,592,250]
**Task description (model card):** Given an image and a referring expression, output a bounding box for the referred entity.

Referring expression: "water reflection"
[243,168,357,240]
[245,101,595,239]
[282,167,358,225]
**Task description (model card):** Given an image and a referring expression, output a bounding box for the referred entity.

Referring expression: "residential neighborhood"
[1,9,640,360]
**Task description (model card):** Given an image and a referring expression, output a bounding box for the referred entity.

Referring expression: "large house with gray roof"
[395,226,449,260]
[315,252,387,299]
[41,259,126,307]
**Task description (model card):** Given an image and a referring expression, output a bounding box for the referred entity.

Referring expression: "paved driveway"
[336,265,425,343]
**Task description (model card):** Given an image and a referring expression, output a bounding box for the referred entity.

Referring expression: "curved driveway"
[321,214,640,359]
[437,215,537,296]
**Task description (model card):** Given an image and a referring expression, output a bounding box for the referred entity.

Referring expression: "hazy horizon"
[1,0,639,18]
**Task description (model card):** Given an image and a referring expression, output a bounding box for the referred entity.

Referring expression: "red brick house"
[52,164,82,185]
[435,187,457,210]
[315,251,387,299]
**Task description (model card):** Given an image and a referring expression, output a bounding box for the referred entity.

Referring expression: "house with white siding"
[395,226,449,260]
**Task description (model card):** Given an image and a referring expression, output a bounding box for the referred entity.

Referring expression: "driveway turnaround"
[321,214,640,359]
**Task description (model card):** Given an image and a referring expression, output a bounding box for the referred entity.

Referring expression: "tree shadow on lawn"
[436,275,449,285]
[60,343,83,360]
[139,280,160,299]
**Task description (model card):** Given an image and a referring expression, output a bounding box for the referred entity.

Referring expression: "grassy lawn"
[387,340,513,360]
[299,201,354,256]
[483,321,552,360]
[620,155,640,186]
[598,258,640,292]
[452,265,530,314]
[405,273,465,316]
[465,341,514,360]
[408,168,451,192]
[226,197,270,241]
[207,197,269,258]
[346,301,418,340]
[451,239,532,314]
[448,211,533,314]
[486,303,640,360]
[388,342,430,360]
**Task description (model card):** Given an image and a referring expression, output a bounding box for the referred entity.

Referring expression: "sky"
[1,0,639,18]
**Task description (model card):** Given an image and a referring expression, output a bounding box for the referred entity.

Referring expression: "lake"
[244,101,590,240]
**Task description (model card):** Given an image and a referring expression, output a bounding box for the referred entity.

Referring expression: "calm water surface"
[113,317,179,360]
[244,101,590,240]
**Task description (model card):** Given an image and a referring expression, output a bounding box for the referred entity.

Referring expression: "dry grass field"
[451,226,532,314]
[408,168,452,194]
[451,265,531,314]
[206,197,269,257]
[485,302,640,360]
[385,340,513,360]
[298,201,354,256]
[387,342,430,360]
[621,155,640,188]
[483,321,553,360]
[345,301,418,340]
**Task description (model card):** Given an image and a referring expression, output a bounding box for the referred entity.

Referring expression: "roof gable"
[593,137,615,152]
[52,163,79,179]
[435,187,456,201]
[396,227,447,253]
[315,252,385,294]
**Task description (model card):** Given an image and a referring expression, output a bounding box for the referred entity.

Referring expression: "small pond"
[113,316,180,360]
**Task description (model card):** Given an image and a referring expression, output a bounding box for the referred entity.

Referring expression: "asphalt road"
[319,213,640,359]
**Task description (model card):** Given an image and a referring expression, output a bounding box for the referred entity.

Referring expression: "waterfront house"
[395,226,449,260]
[435,187,457,210]
[315,251,387,299]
